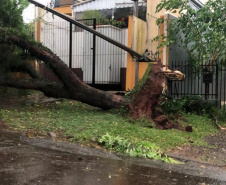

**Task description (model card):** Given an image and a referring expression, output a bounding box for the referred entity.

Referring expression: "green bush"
[82,10,105,20]
[161,95,215,116]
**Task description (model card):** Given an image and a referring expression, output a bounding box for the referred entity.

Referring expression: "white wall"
[38,11,128,83]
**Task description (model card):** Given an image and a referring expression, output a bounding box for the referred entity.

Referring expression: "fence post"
[92,19,96,86]
[69,22,72,68]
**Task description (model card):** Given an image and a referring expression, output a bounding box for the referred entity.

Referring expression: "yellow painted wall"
[126,1,179,90]
[126,17,135,90]
[146,0,179,56]
[146,0,165,56]
[54,6,72,16]
[158,15,164,63]
[126,16,149,90]
[158,14,170,69]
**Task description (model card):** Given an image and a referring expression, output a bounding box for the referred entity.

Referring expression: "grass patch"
[0,99,223,162]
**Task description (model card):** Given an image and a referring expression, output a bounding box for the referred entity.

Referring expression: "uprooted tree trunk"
[128,61,165,119]
[0,31,165,119]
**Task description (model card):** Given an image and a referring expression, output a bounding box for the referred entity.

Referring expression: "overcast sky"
[23,0,51,23]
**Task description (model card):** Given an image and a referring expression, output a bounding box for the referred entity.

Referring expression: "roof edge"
[72,0,94,7]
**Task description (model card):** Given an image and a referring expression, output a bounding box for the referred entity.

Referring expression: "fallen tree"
[0,28,165,120]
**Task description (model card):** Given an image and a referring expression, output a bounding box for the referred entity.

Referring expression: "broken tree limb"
[213,116,226,131]
[1,29,126,110]
[0,76,70,98]
[10,63,42,79]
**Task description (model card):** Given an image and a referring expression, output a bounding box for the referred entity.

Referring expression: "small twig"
[213,116,226,131]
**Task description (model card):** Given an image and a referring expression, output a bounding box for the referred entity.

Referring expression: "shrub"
[160,95,215,116]
[99,133,180,163]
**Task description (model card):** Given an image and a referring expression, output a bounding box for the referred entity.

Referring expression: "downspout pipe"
[132,0,139,17]
[131,0,139,84]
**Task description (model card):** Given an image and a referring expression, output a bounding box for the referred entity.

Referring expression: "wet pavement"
[0,130,226,185]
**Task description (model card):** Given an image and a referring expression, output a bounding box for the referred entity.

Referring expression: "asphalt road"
[0,130,226,185]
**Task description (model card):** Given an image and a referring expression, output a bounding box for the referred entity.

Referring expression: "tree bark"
[0,77,70,99]
[128,60,165,119]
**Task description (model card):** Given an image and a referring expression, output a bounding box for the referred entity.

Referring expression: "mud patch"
[152,114,186,130]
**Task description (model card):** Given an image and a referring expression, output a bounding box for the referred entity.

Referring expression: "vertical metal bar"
[69,22,72,68]
[194,62,196,95]
[193,62,195,95]
[58,22,60,59]
[221,61,226,110]
[216,62,219,107]
[201,63,203,98]
[108,24,111,84]
[181,61,183,97]
[220,60,222,109]
[190,61,192,95]
[187,62,190,96]
[224,59,226,110]
[184,61,186,96]
[175,83,178,98]
[205,83,209,100]
[172,61,174,97]
[97,22,101,84]
[177,61,179,97]
[135,60,139,84]
[61,22,63,60]
[92,18,96,86]
[211,62,214,99]
[198,62,200,96]
[116,27,119,83]
[89,21,91,83]
[111,23,114,84]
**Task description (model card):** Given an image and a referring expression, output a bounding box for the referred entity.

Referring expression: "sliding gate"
[30,0,143,90]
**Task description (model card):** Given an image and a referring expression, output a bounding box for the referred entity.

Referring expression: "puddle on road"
[0,130,225,185]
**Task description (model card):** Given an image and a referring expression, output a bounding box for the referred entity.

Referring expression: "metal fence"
[168,60,226,109]
[35,16,128,90]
